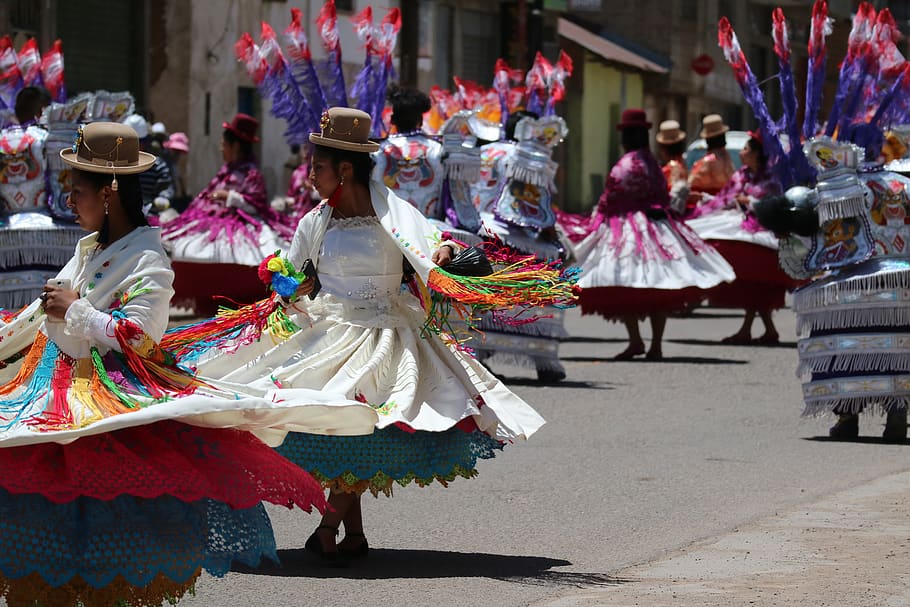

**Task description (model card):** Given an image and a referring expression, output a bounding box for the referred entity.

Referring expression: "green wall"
[565,56,643,212]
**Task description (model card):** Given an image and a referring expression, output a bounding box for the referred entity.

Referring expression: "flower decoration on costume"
[71,126,83,153]
[319,110,331,134]
[258,250,307,299]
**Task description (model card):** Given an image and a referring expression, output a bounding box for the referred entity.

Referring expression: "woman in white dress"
[187,108,548,565]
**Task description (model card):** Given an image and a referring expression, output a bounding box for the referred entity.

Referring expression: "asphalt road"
[182,306,910,607]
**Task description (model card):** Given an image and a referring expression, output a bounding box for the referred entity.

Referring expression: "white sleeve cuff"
[439,240,465,255]
[226,190,255,212]
[64,298,120,351]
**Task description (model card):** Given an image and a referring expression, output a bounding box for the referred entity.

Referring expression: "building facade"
[0,0,897,212]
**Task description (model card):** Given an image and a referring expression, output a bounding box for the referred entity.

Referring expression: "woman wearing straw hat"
[656,119,689,212]
[182,108,558,565]
[686,114,735,216]
[574,108,735,360]
[0,121,377,605]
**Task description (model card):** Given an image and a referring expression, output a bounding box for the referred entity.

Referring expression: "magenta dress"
[573,149,735,318]
[160,159,296,314]
[686,166,800,310]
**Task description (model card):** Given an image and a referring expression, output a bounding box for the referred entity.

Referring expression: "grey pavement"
[181,306,910,607]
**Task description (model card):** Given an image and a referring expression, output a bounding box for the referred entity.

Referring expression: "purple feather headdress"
[370,9,402,137]
[284,7,328,133]
[349,6,377,116]
[824,3,875,138]
[316,0,349,109]
[803,0,832,141]
[718,17,795,188]
[772,8,815,185]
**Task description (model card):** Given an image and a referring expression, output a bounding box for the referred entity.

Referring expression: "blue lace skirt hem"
[276,425,504,494]
[0,488,276,588]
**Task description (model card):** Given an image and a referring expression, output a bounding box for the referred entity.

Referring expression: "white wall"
[184,0,400,198]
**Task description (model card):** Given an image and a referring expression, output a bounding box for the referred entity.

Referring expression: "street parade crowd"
[0,0,909,604]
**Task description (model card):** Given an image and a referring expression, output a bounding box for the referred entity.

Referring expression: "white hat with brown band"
[656,120,687,145]
[699,114,730,139]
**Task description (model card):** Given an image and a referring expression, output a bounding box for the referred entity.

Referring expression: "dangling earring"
[104,200,109,215]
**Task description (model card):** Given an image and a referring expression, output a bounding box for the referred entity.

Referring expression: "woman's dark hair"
[14,86,51,124]
[313,144,376,186]
[705,133,727,150]
[621,126,650,151]
[387,85,431,132]
[223,129,254,160]
[747,137,768,169]
[73,169,147,245]
[661,140,686,157]
[505,110,540,142]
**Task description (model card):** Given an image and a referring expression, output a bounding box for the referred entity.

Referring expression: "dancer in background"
[161,113,296,315]
[574,108,735,360]
[687,131,792,344]
[656,119,689,213]
[686,114,735,216]
[372,85,444,219]
[719,1,910,440]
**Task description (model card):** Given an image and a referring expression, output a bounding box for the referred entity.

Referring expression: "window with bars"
[10,0,40,34]
[461,9,498,83]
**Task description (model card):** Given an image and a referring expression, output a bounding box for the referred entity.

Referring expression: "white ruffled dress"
[192,211,545,495]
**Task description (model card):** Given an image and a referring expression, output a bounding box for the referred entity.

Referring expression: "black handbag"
[443,246,494,277]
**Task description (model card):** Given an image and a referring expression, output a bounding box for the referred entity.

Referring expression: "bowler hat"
[309,107,380,153]
[616,108,651,131]
[223,113,259,143]
[656,120,687,145]
[700,114,730,139]
[60,121,156,175]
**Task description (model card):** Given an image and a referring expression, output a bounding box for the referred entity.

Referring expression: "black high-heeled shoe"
[305,525,348,567]
[338,531,369,559]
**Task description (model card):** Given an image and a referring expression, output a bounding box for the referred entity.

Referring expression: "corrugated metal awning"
[557,18,669,74]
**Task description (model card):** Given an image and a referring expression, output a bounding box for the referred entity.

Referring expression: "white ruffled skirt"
[192,290,544,442]
[575,211,735,290]
[162,222,289,266]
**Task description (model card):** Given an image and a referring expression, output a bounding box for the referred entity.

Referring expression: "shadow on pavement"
[804,436,910,445]
[497,377,615,389]
[683,310,747,319]
[561,355,747,365]
[668,338,797,348]
[561,336,626,344]
[233,548,631,587]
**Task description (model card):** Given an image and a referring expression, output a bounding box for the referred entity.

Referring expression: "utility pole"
[398,0,419,88]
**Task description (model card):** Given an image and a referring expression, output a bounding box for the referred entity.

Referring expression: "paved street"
[183,306,910,606]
